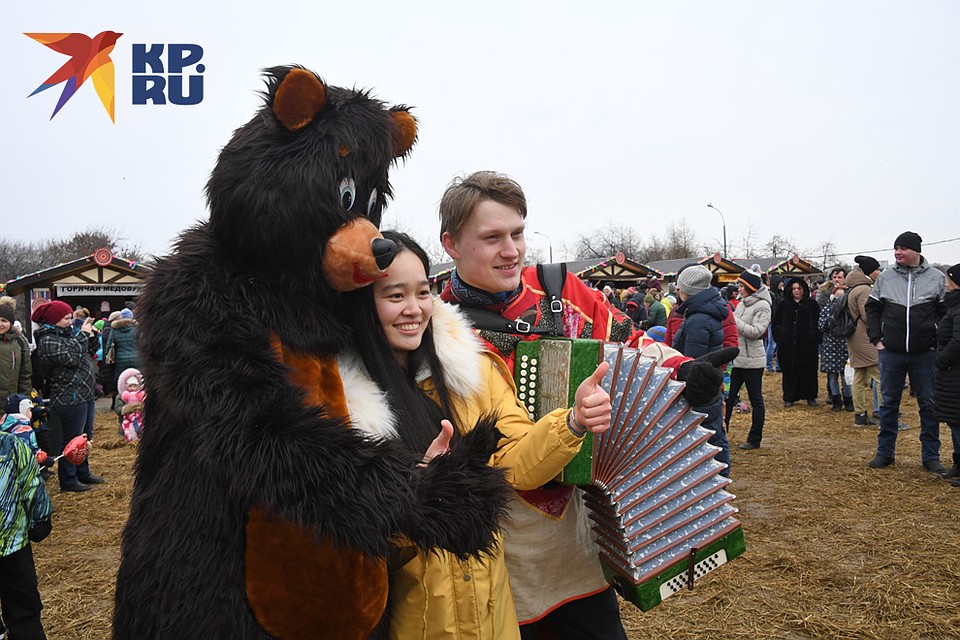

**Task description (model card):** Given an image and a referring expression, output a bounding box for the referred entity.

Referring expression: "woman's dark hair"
[339,230,461,455]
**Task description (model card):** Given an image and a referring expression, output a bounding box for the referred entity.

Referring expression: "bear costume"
[113,66,510,639]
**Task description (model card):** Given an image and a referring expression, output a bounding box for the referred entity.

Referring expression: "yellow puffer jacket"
[339,301,583,640]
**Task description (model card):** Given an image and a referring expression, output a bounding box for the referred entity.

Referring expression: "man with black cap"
[865,232,947,473]
[844,255,881,426]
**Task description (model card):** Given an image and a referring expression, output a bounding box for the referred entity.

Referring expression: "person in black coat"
[771,278,821,406]
[935,264,960,486]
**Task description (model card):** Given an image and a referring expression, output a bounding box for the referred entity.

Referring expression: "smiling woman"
[373,251,434,367]
[337,230,613,639]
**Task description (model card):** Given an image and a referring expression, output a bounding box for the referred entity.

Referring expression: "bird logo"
[25,31,123,122]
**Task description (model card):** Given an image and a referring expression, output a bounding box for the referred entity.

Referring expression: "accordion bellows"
[514,339,746,611]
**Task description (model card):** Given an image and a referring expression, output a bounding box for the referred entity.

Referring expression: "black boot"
[832,395,842,412]
[854,412,878,427]
[945,453,960,480]
[843,396,854,412]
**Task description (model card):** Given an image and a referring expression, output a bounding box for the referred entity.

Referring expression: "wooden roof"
[2,250,150,297]
[647,253,745,283]
[736,255,824,277]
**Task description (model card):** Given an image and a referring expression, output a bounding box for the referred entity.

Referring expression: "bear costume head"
[114,66,509,640]
[207,66,415,291]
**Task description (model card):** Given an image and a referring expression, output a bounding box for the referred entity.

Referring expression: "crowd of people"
[592,231,958,492]
[1,172,957,638]
[0,295,141,639]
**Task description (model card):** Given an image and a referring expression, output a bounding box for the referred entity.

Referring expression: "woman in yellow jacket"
[338,231,612,639]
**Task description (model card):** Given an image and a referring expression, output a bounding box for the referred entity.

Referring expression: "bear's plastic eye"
[367,189,378,215]
[339,178,356,211]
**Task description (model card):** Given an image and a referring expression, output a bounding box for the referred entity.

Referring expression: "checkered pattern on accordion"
[514,338,746,611]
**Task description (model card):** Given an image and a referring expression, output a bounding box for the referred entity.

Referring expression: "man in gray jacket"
[865,231,946,473]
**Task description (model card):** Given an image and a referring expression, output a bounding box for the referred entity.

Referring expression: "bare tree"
[662,220,700,260]
[0,228,146,283]
[524,247,545,266]
[764,234,797,258]
[737,222,763,259]
[805,240,841,272]
[570,222,645,260]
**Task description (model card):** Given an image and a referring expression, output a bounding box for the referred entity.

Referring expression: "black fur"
[404,416,511,561]
[113,66,508,639]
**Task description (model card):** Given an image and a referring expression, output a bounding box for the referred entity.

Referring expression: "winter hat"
[737,270,762,294]
[0,303,15,324]
[676,265,713,296]
[120,308,134,319]
[30,300,73,326]
[854,255,880,275]
[4,393,33,416]
[947,263,960,288]
[893,231,922,253]
[108,310,122,322]
[118,367,143,389]
[644,294,655,304]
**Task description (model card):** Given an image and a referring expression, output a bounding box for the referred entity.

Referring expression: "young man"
[438,170,730,639]
[865,231,947,473]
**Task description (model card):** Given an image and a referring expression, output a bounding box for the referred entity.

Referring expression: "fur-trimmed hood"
[338,300,486,439]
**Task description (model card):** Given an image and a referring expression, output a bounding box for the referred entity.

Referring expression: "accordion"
[514,338,746,611]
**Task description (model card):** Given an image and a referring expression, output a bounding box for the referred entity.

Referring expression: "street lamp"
[706,203,728,258]
[533,230,553,263]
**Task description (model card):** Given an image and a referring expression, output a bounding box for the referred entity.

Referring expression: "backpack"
[825,290,859,339]
[31,344,52,398]
[457,263,567,336]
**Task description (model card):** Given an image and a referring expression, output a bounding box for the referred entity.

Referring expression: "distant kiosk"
[2,247,150,341]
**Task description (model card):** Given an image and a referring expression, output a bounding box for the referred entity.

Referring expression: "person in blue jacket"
[671,264,731,474]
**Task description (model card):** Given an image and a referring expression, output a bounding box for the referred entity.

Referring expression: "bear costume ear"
[390,109,417,158]
[273,68,328,132]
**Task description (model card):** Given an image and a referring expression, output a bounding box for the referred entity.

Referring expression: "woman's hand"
[420,419,455,466]
[571,361,612,434]
[80,318,96,335]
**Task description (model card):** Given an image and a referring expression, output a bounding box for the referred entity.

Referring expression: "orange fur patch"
[339,144,351,157]
[273,68,327,132]
[246,507,387,640]
[391,110,418,157]
[244,337,378,638]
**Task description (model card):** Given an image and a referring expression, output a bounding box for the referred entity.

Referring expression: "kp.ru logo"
[25,31,205,123]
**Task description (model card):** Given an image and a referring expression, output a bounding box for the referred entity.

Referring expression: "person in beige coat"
[845,255,881,426]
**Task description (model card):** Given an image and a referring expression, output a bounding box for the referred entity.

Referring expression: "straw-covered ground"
[32,375,960,639]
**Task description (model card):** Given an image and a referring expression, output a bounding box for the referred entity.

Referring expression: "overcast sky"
[4,1,958,270]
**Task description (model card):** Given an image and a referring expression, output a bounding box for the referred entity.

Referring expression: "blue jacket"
[672,288,727,358]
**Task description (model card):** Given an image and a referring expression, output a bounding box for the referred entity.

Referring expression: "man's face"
[441,200,526,294]
[894,246,921,268]
[832,270,846,287]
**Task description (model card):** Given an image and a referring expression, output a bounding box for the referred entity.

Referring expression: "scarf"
[447,268,523,312]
